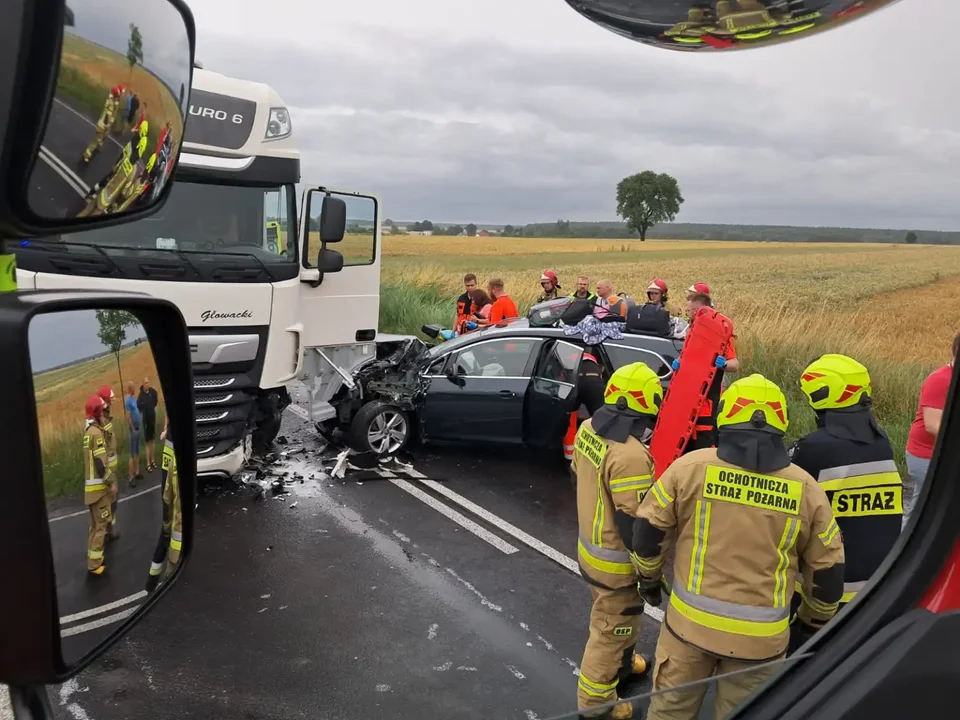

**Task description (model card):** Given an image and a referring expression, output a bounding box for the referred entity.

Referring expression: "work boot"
[609,701,633,719]
[88,566,106,577]
[631,652,652,675]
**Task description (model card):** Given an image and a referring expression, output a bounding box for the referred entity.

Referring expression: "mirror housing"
[562,0,904,52]
[0,0,196,239]
[319,195,347,244]
[318,248,344,274]
[0,289,196,685]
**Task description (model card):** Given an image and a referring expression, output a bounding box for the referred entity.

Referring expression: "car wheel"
[349,401,410,455]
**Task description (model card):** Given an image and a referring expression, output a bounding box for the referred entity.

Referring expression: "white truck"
[15,64,383,479]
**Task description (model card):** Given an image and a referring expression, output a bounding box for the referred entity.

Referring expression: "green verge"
[55,65,161,157]
[380,281,928,475]
[43,407,166,500]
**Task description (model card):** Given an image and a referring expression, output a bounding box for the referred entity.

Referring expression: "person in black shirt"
[454,273,478,334]
[138,376,160,473]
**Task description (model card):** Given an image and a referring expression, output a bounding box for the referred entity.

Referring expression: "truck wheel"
[348,401,410,455]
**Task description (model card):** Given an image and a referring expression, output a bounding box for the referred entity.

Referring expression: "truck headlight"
[265,107,292,141]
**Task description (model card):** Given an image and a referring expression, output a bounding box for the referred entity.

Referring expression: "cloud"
[191,0,960,229]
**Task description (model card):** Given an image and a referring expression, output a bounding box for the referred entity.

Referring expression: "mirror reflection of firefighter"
[573,362,662,719]
[97,385,121,539]
[82,85,124,163]
[788,354,902,623]
[81,123,149,216]
[634,374,845,720]
[563,346,606,462]
[146,416,182,593]
[83,395,112,576]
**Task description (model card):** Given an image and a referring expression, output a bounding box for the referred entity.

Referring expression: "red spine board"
[650,307,734,479]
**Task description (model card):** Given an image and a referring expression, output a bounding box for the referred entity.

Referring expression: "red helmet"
[85,394,105,421]
[97,385,115,406]
[647,278,669,302]
[540,270,561,289]
[687,282,711,298]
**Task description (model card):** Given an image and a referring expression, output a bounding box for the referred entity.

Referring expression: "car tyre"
[348,401,411,455]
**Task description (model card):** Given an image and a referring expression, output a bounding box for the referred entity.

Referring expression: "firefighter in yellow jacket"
[573,362,663,718]
[97,385,121,539]
[82,85,123,163]
[146,415,182,592]
[634,374,845,720]
[83,394,112,575]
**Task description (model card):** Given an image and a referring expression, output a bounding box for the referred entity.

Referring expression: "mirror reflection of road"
[48,467,163,664]
[29,97,132,218]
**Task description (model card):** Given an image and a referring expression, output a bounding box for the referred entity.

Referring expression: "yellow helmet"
[603,362,663,416]
[800,354,872,411]
[717,374,789,434]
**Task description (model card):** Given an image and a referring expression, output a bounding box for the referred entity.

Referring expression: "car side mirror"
[0,290,196,686]
[445,367,466,387]
[0,0,196,238]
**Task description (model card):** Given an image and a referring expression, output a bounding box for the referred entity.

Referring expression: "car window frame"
[602,341,675,379]
[535,339,585,387]
[446,336,542,379]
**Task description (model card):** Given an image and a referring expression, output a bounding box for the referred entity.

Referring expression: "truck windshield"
[58,181,297,263]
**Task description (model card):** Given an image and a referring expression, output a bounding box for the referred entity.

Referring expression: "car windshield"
[57,180,297,263]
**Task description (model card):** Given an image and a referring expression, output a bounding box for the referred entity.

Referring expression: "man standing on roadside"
[571,275,598,302]
[455,273,478,334]
[537,270,561,303]
[596,279,627,318]
[138,377,160,474]
[904,331,959,526]
[124,381,143,487]
[486,278,519,324]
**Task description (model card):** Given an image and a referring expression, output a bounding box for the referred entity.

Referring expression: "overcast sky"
[186,0,958,229]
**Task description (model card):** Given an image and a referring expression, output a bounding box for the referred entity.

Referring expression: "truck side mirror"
[0,290,196,687]
[319,196,347,244]
[318,248,344,273]
[0,0,196,238]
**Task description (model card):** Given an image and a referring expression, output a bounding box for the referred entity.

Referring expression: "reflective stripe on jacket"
[83,424,109,504]
[790,428,902,604]
[573,418,655,590]
[634,448,845,661]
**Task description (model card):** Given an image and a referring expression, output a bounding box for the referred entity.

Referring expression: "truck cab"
[14,64,382,479]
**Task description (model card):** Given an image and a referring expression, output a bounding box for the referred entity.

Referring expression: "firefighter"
[645,279,669,307]
[82,85,123,163]
[563,346,607,462]
[146,415,182,592]
[537,270,561,303]
[573,361,662,718]
[634,374,845,720]
[83,395,113,575]
[97,385,120,540]
[788,354,901,619]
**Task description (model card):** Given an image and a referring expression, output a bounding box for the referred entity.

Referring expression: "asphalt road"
[38,399,669,720]
[48,469,165,666]
[27,95,131,218]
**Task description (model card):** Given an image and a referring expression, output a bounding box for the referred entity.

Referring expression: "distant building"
[476,230,492,237]
[407,230,433,236]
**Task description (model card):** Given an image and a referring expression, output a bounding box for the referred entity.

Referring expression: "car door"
[419,337,542,444]
[525,339,584,449]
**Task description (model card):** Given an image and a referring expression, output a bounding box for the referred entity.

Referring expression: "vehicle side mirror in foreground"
[1,0,196,238]
[319,196,347,244]
[318,248,344,274]
[561,0,904,53]
[0,290,196,686]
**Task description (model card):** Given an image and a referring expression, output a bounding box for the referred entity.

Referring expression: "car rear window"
[604,343,673,377]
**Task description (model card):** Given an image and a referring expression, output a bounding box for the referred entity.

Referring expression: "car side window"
[426,357,447,376]
[453,339,538,378]
[605,343,672,377]
[538,341,583,385]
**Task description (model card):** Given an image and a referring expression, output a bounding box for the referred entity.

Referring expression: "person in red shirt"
[486,278,519,324]
[904,332,960,525]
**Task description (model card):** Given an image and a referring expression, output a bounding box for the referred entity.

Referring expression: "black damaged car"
[322,318,683,456]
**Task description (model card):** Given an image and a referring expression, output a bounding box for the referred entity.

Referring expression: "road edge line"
[60,590,148,626]
[61,606,138,638]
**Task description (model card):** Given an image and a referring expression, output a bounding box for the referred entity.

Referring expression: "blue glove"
[464,321,478,331]
[439,329,457,341]
[715,356,727,369]
[671,359,681,371]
